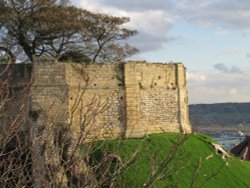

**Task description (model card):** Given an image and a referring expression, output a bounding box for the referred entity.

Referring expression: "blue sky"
[72,0,250,104]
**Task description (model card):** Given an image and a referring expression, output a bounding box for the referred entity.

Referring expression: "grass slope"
[93,133,250,188]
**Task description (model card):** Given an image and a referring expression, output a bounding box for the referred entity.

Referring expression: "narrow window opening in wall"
[70,97,73,100]
[139,82,143,89]
[171,82,174,86]
[158,76,161,79]
[118,83,122,86]
[154,83,157,86]
[173,87,176,90]
[120,96,123,100]
[94,84,96,86]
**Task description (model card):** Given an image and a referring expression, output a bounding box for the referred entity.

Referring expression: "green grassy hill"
[92,133,250,188]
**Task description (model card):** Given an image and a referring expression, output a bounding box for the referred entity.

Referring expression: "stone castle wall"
[0,61,191,140]
[124,62,190,137]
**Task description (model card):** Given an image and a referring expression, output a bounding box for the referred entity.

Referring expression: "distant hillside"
[189,103,250,129]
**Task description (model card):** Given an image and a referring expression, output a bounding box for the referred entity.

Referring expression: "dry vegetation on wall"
[0,64,124,187]
[0,64,234,187]
[0,64,32,186]
[0,64,188,188]
[0,64,139,187]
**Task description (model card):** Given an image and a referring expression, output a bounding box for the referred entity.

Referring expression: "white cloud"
[128,10,173,37]
[187,72,207,81]
[229,88,238,95]
[175,1,250,30]
[72,0,176,52]
[72,0,250,54]
[187,70,250,104]
[215,29,230,36]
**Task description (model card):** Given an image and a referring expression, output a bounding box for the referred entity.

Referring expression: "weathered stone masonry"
[0,61,191,140]
[124,62,191,137]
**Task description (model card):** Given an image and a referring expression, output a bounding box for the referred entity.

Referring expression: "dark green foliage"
[58,51,91,63]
